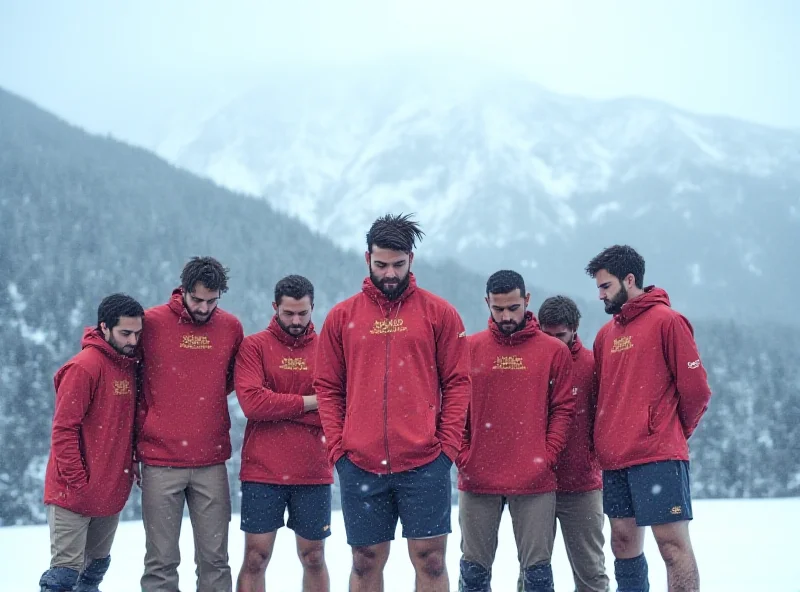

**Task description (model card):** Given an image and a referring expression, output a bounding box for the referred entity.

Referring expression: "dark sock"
[615,553,649,592]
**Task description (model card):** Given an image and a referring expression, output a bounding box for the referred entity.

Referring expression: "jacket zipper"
[382,304,392,473]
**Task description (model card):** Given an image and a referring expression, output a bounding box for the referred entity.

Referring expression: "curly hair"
[96,293,144,331]
[585,245,645,288]
[180,256,230,294]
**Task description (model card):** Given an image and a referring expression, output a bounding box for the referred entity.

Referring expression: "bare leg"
[296,534,329,592]
[651,521,699,592]
[235,532,276,592]
[349,541,390,592]
[408,535,448,592]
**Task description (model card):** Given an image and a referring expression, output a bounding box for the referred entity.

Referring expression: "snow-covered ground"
[5,498,798,590]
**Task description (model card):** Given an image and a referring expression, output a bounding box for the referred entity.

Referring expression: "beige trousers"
[47,505,120,571]
[459,490,556,570]
[140,463,232,592]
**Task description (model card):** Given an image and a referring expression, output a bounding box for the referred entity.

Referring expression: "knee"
[299,545,325,570]
[352,547,382,577]
[243,546,270,573]
[656,536,687,566]
[610,528,638,557]
[412,547,446,578]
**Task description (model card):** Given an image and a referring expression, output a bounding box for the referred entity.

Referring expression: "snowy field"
[5,498,799,591]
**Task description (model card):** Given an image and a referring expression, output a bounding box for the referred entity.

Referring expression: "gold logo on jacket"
[279,357,308,371]
[370,318,408,335]
[180,334,212,350]
[611,336,633,353]
[492,355,526,370]
[113,380,131,396]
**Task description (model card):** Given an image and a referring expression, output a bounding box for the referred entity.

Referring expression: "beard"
[107,337,136,357]
[604,284,629,315]
[277,316,306,336]
[370,271,410,300]
[494,316,526,336]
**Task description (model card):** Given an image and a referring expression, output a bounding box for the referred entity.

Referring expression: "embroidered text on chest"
[279,357,308,371]
[610,336,633,353]
[113,380,131,396]
[180,334,212,350]
[492,355,526,370]
[370,318,408,335]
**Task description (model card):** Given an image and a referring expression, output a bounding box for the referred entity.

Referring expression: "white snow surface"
[4,498,799,590]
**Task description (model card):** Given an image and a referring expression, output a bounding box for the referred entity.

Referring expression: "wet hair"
[97,293,144,331]
[180,256,230,294]
[366,213,425,254]
[585,245,645,289]
[274,274,314,306]
[538,295,581,331]
[486,270,526,297]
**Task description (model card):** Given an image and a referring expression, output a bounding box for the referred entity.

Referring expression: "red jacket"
[555,335,602,493]
[235,317,332,485]
[315,274,471,474]
[592,287,712,470]
[137,288,244,467]
[457,313,576,495]
[44,328,139,516]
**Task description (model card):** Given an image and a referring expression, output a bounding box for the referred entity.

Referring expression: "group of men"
[39,213,712,592]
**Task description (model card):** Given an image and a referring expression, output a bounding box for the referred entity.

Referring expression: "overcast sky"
[1,0,797,146]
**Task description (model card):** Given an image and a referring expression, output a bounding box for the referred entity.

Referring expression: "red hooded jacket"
[235,317,332,485]
[137,288,244,467]
[314,274,471,474]
[593,287,712,470]
[457,313,576,495]
[554,335,602,493]
[44,328,139,516]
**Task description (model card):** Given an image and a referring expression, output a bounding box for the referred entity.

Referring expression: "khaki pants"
[459,490,556,570]
[140,463,232,592]
[47,505,120,571]
[555,490,609,592]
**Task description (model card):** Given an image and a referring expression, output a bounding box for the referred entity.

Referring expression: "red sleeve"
[288,411,323,427]
[51,364,93,489]
[545,345,576,462]
[434,306,471,462]
[587,364,599,454]
[226,321,245,395]
[234,337,304,421]
[314,309,348,464]
[664,315,712,439]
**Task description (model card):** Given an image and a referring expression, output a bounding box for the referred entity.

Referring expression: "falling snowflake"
[652,484,662,495]
[181,440,188,447]
[485,422,492,429]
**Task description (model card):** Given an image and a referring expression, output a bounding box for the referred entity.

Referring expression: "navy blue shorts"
[336,452,453,547]
[603,460,693,526]
[240,482,332,540]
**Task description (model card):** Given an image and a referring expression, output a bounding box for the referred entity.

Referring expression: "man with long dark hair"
[315,214,471,592]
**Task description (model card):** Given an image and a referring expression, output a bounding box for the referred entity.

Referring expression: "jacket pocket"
[647,406,656,435]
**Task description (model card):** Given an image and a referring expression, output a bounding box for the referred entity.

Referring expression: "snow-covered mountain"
[158,60,800,323]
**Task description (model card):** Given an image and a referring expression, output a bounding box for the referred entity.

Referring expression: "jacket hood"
[81,326,140,365]
[267,315,316,347]
[489,311,541,346]
[615,286,671,325]
[361,272,418,312]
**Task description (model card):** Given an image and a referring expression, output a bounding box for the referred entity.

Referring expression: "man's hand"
[302,395,318,412]
[132,461,141,488]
